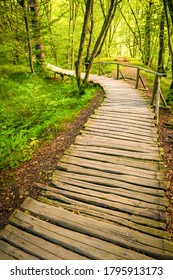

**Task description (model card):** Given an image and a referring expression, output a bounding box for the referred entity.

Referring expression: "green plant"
[0,65,99,169]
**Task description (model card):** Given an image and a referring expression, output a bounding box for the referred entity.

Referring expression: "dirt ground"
[0,70,173,236]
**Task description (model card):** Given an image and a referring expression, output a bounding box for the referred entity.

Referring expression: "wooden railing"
[84,61,167,124]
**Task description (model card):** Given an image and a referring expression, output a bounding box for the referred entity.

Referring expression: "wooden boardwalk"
[0,65,173,260]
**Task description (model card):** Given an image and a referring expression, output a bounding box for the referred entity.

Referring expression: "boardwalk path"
[0,65,173,260]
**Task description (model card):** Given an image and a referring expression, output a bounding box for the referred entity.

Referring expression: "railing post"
[135,68,140,89]
[151,74,159,106]
[116,63,119,80]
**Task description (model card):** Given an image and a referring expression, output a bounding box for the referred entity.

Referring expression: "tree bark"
[17,0,35,73]
[75,0,93,88]
[163,0,173,88]
[144,0,153,66]
[157,5,165,73]
[29,0,45,70]
[83,0,120,85]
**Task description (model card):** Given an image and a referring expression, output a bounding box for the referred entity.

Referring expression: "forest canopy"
[0,0,173,78]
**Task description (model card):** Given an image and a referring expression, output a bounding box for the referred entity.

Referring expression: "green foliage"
[0,65,97,169]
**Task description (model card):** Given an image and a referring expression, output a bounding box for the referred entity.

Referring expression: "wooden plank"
[65,148,160,171]
[99,106,151,114]
[38,189,165,229]
[60,154,162,180]
[40,182,166,212]
[0,250,15,260]
[56,162,162,189]
[10,210,152,260]
[0,239,38,260]
[0,224,86,260]
[85,121,157,138]
[97,106,153,116]
[38,195,169,239]
[103,102,150,108]
[90,112,155,123]
[84,123,157,140]
[52,170,164,197]
[39,193,165,230]
[83,129,157,144]
[75,135,159,154]
[70,145,161,161]
[42,184,165,221]
[95,109,154,121]
[51,176,167,206]
[20,198,173,259]
[91,114,155,127]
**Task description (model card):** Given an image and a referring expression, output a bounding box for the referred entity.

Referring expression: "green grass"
[0,65,99,169]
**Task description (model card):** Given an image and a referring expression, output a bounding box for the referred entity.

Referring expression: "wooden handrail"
[83,61,167,123]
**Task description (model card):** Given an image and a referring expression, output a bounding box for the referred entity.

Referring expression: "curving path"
[0,65,173,260]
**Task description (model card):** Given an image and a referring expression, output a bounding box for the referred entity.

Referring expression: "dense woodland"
[0,1,173,81]
[0,0,173,169]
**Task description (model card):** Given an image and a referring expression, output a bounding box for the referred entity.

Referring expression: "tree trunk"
[164,0,173,89]
[17,0,34,73]
[75,0,93,88]
[164,0,173,24]
[29,0,45,70]
[83,0,120,86]
[144,0,153,66]
[157,5,165,73]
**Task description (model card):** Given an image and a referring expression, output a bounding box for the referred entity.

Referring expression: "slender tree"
[83,0,122,86]
[17,0,34,73]
[163,0,173,88]
[75,0,93,88]
[157,4,165,73]
[164,0,173,23]
[29,0,45,70]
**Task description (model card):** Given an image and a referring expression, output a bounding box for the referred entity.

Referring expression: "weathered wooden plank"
[102,104,150,109]
[0,249,16,260]
[41,182,166,213]
[75,135,159,154]
[104,97,149,102]
[91,114,155,126]
[38,193,166,230]
[97,106,153,116]
[38,195,169,239]
[41,184,165,220]
[56,162,162,189]
[84,124,157,145]
[90,116,155,130]
[0,239,38,260]
[65,148,160,171]
[83,129,157,144]
[85,122,157,139]
[95,109,155,120]
[51,176,167,206]
[84,124,157,139]
[99,106,151,115]
[60,155,162,180]
[53,170,165,197]
[21,198,173,259]
[10,210,152,260]
[70,145,161,161]
[0,224,86,260]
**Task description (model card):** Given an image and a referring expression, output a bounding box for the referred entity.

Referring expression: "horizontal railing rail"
[83,61,167,124]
